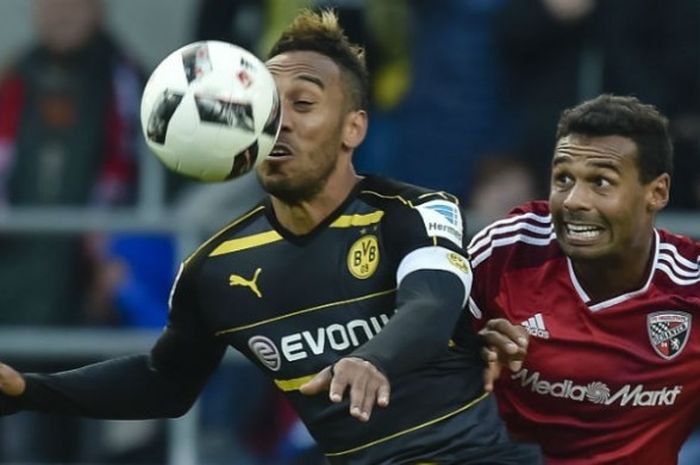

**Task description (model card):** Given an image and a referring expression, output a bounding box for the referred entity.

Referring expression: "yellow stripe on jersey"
[209,230,283,257]
[185,205,266,264]
[274,374,317,392]
[330,211,384,228]
[324,392,490,457]
[214,288,396,335]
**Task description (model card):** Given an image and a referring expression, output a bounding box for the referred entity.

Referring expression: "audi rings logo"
[248,335,281,371]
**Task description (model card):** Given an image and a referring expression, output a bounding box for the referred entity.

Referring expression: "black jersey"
[5,175,541,463]
[167,176,534,464]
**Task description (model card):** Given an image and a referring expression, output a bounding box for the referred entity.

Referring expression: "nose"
[279,99,292,132]
[562,182,591,212]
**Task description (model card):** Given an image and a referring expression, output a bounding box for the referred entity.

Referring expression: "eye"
[592,176,611,188]
[553,173,573,187]
[294,100,314,111]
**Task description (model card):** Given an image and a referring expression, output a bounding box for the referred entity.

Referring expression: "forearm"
[0,327,225,419]
[351,268,467,379]
[2,355,195,419]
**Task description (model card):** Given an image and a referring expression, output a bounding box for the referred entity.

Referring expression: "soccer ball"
[140,41,281,182]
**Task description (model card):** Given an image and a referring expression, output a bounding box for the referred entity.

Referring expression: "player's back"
[468,201,700,464]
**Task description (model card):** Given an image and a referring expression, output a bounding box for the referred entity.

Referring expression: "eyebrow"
[551,155,622,174]
[296,74,325,89]
[552,154,570,167]
[588,160,622,173]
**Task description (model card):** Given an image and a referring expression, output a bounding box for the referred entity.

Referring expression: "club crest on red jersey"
[647,311,691,360]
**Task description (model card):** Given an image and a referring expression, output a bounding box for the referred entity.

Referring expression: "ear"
[341,110,368,151]
[646,173,670,213]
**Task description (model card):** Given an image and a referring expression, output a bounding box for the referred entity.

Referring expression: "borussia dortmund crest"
[347,235,379,279]
[647,311,691,360]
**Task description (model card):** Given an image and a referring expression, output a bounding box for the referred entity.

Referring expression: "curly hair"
[267,9,369,111]
[556,94,673,183]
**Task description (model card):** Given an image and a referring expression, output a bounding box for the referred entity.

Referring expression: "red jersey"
[468,201,700,465]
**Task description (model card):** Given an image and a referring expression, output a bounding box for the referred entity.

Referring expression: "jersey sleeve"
[466,201,552,328]
[383,194,471,299]
[150,259,226,379]
[384,195,466,258]
[347,194,473,378]
[467,229,500,328]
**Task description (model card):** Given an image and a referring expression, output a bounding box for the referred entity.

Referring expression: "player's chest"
[501,284,700,409]
[197,227,397,337]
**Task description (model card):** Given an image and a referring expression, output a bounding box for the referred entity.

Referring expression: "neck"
[270,165,361,235]
[572,231,656,302]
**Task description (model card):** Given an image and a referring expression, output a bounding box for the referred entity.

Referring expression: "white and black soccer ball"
[140,41,281,182]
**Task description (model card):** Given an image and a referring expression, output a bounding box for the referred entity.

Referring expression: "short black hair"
[267,9,369,111]
[556,94,673,183]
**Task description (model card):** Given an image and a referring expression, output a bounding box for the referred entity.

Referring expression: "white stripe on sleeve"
[396,246,473,307]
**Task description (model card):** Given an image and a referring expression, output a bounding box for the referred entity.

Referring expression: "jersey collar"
[568,230,660,312]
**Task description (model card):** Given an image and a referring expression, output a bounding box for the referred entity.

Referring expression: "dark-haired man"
[0,9,541,465]
[471,94,700,464]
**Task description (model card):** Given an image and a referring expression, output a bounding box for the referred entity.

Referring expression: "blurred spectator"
[0,0,143,461]
[598,0,700,209]
[467,156,537,225]
[194,0,265,53]
[86,233,174,328]
[496,0,700,207]
[356,0,517,202]
[495,0,598,198]
[0,0,141,326]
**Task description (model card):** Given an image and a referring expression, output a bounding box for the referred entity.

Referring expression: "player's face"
[549,134,668,263]
[258,51,348,202]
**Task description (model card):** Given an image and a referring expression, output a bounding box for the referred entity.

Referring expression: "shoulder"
[359,175,464,247]
[655,229,700,288]
[657,229,700,258]
[506,199,551,217]
[358,175,462,228]
[358,175,460,210]
[468,200,558,269]
[182,202,268,270]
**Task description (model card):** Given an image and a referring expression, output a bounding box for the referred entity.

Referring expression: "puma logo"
[229,268,262,298]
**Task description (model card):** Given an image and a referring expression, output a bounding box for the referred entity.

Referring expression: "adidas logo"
[521,313,550,339]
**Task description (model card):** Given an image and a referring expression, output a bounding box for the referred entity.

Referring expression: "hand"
[299,357,390,422]
[0,362,26,397]
[479,319,529,392]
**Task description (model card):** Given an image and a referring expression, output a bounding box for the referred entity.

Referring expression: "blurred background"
[0,0,699,464]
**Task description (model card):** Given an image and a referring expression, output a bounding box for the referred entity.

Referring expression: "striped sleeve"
[467,208,555,323]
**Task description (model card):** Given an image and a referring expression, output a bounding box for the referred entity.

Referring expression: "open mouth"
[268,143,293,159]
[564,222,604,241]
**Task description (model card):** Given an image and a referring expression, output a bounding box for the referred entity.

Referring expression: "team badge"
[647,311,691,360]
[447,252,470,274]
[347,235,379,279]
